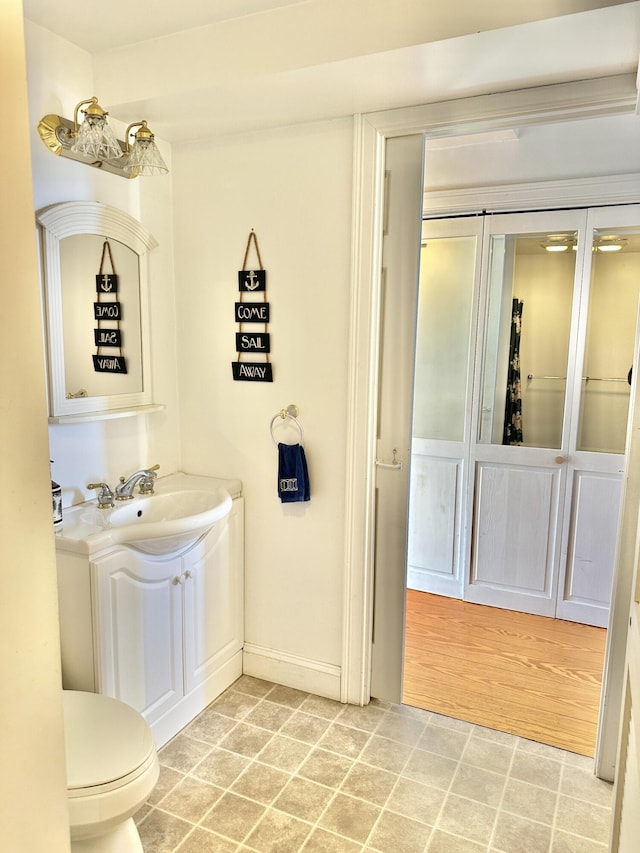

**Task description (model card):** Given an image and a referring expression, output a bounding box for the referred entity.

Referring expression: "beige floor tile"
[427,829,486,852]
[402,747,458,791]
[233,675,275,698]
[147,765,184,805]
[257,733,312,772]
[319,722,372,758]
[462,737,514,776]
[337,703,387,733]
[320,793,381,843]
[340,761,398,806]
[554,794,611,845]
[159,734,215,774]
[158,775,224,823]
[273,775,334,821]
[367,809,432,853]
[200,791,265,842]
[385,776,445,825]
[182,710,237,746]
[298,747,354,788]
[500,777,558,825]
[192,747,251,788]
[551,829,610,852]
[510,751,563,791]
[244,808,313,852]
[244,699,295,732]
[175,826,238,852]
[418,724,469,760]
[450,763,506,807]
[359,734,413,774]
[302,827,364,851]
[211,689,260,720]
[230,761,291,804]
[375,712,426,746]
[138,809,193,853]
[491,811,552,853]
[560,764,614,807]
[280,710,332,744]
[267,684,309,708]
[436,793,497,846]
[300,693,344,720]
[218,721,274,757]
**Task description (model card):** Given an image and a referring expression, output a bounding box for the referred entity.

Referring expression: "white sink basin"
[105,489,233,554]
[58,484,233,556]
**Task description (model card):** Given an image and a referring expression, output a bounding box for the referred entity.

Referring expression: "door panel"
[559,470,622,627]
[470,460,561,615]
[370,134,424,703]
[407,448,461,595]
[468,210,585,615]
[406,216,483,600]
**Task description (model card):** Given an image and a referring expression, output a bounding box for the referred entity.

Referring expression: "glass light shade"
[123,131,168,177]
[70,113,123,160]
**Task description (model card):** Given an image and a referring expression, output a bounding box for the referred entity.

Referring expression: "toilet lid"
[63,691,155,791]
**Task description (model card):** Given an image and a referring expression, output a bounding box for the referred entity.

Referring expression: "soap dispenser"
[50,460,62,529]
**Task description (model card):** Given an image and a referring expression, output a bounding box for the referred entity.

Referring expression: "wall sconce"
[37,96,168,179]
[122,121,168,176]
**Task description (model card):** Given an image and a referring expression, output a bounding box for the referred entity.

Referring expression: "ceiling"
[22,0,640,143]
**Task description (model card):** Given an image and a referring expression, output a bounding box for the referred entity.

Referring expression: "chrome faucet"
[114,464,160,500]
[87,482,115,509]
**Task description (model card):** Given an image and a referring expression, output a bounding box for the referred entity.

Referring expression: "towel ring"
[270,410,304,446]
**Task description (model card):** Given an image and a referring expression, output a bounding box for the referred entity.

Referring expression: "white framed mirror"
[37,201,157,420]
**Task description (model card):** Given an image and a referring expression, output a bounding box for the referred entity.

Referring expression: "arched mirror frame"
[37,201,158,420]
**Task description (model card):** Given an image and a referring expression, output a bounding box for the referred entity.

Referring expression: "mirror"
[37,202,157,419]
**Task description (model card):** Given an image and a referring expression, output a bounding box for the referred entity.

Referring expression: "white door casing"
[342,78,640,795]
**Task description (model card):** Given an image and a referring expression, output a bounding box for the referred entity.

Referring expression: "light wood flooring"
[402,590,607,757]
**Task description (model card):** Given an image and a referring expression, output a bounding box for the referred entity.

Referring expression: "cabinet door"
[183,500,244,694]
[92,549,184,723]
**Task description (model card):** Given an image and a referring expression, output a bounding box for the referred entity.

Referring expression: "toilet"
[63,690,159,853]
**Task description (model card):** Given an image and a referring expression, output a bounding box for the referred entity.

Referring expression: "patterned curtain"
[502,298,524,445]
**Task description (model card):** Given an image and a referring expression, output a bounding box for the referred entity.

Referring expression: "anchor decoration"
[233,230,273,382]
[93,240,127,374]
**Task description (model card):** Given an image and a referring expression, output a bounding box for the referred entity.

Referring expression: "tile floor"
[135,676,613,852]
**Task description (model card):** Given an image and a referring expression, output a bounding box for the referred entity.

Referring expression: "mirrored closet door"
[408,205,640,627]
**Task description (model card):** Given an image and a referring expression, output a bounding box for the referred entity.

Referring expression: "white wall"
[25,22,180,509]
[0,4,69,849]
[172,121,353,692]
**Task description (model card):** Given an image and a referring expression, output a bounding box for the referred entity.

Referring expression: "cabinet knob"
[184,570,193,580]
[172,576,182,585]
[555,456,565,464]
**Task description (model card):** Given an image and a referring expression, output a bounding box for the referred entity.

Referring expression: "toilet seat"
[63,690,155,794]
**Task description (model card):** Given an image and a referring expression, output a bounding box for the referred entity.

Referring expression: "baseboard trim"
[243,643,342,701]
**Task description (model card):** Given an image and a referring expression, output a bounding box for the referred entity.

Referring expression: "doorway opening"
[401,208,640,755]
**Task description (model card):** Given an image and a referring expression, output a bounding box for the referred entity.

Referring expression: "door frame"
[341,74,640,783]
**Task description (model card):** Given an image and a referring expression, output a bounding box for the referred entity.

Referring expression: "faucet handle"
[87,482,115,509]
[138,464,159,495]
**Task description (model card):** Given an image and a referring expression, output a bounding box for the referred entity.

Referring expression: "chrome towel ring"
[270,404,303,446]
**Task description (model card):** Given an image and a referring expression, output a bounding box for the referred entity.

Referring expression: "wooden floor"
[402,590,608,756]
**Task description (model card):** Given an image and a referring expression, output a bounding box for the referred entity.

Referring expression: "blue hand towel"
[278,443,310,502]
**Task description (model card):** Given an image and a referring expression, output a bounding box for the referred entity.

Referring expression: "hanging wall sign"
[232,362,274,382]
[235,332,270,353]
[238,269,266,292]
[232,230,273,382]
[234,302,270,323]
[93,354,127,373]
[94,240,127,373]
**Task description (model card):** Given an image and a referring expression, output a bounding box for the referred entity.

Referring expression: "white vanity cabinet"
[56,489,244,748]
